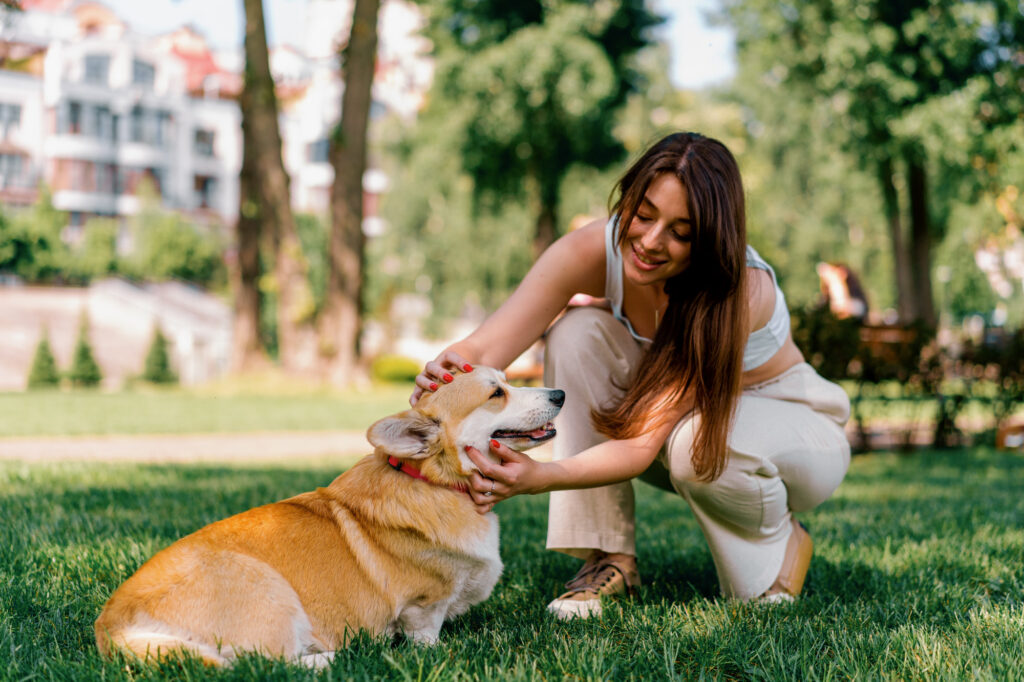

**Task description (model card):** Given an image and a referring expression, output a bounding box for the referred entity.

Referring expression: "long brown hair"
[591,132,748,482]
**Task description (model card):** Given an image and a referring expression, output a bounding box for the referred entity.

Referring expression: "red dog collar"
[387,456,469,494]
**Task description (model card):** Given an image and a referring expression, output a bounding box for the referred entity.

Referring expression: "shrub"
[26,330,60,388]
[67,318,102,388]
[142,327,178,384]
[790,305,862,381]
[370,354,421,383]
[69,218,120,282]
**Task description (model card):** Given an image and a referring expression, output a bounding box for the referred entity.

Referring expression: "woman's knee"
[544,307,638,380]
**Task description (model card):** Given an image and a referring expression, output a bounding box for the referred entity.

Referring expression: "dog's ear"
[367,410,441,459]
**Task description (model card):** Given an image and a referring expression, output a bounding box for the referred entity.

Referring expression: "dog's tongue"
[527,428,549,438]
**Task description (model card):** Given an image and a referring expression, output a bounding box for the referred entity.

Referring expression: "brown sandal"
[757,518,813,603]
[546,551,641,620]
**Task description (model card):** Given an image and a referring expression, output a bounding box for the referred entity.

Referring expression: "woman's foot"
[546,551,640,620]
[756,518,813,604]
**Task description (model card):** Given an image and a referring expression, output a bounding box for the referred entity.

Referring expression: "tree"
[239,0,316,372]
[125,187,225,286]
[724,0,1024,327]
[68,316,102,388]
[142,326,178,384]
[318,0,381,384]
[27,329,59,388]
[71,217,119,282]
[0,187,69,283]
[230,86,268,371]
[421,0,660,257]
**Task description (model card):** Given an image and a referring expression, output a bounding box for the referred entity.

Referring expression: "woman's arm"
[463,404,686,513]
[412,220,607,403]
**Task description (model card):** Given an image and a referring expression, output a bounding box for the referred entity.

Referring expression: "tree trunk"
[878,156,915,323]
[241,0,317,373]
[906,154,936,328]
[320,0,380,385]
[229,122,267,372]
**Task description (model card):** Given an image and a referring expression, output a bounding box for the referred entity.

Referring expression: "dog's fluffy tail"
[96,620,230,667]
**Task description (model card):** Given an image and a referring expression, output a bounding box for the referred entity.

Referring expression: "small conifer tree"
[68,316,102,388]
[142,327,178,384]
[27,330,60,388]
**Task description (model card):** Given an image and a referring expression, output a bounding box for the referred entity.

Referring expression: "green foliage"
[67,318,102,388]
[419,0,659,243]
[790,306,863,381]
[295,212,328,313]
[128,214,225,286]
[722,0,1024,319]
[123,181,226,287]
[963,327,1024,425]
[26,330,60,388]
[369,115,536,325]
[369,354,420,383]
[141,327,178,384]
[68,217,119,282]
[0,186,69,282]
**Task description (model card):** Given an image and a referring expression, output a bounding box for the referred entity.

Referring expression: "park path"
[0,431,373,463]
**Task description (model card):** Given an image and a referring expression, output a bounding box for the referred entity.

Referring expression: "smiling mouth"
[631,243,665,267]
[491,422,557,443]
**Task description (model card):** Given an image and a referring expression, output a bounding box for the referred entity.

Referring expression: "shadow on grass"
[1,447,1022,679]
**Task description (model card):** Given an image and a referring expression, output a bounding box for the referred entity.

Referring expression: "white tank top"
[603,217,790,371]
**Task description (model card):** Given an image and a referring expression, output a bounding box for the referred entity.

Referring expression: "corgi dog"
[95,367,564,667]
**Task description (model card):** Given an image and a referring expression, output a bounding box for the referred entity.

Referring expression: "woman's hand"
[463,440,550,514]
[410,350,474,406]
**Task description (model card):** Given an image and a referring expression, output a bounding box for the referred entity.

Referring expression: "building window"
[95,163,116,193]
[68,101,83,134]
[0,153,25,187]
[70,160,93,191]
[155,110,171,147]
[87,105,114,141]
[0,102,21,137]
[132,59,155,89]
[194,129,215,156]
[194,175,217,209]
[129,105,144,143]
[83,54,110,85]
[307,138,329,163]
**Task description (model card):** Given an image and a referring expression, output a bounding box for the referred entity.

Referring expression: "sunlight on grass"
[1,448,1021,679]
[0,384,414,437]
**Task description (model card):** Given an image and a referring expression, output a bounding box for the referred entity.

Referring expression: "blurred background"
[0,0,1022,450]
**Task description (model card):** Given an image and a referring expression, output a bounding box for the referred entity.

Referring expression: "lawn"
[0,385,414,437]
[2,448,1022,679]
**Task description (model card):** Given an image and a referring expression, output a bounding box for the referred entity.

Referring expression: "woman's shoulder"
[746,267,776,332]
[553,218,609,258]
[531,218,609,297]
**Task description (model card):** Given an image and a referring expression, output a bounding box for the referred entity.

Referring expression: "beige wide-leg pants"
[544,307,851,600]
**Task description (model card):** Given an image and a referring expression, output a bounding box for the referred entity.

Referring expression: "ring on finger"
[483,479,496,497]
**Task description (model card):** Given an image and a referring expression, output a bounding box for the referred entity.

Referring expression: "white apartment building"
[0,1,240,230]
[0,0,433,229]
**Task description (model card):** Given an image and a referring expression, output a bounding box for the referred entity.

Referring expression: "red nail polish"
[463,364,473,372]
[490,439,499,449]
[443,374,454,382]
[429,382,438,391]
[464,445,472,453]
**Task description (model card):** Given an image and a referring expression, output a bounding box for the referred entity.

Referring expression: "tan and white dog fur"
[95,367,563,667]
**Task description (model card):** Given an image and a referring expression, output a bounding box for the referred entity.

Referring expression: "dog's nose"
[549,390,565,407]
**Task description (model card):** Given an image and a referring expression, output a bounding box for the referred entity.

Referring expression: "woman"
[411,132,851,618]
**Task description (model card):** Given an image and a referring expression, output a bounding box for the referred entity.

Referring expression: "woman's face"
[622,173,693,287]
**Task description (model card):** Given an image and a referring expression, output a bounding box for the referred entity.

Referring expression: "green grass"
[2,448,1022,679]
[0,386,414,437]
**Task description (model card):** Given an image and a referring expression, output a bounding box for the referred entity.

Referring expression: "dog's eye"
[490,387,505,399]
